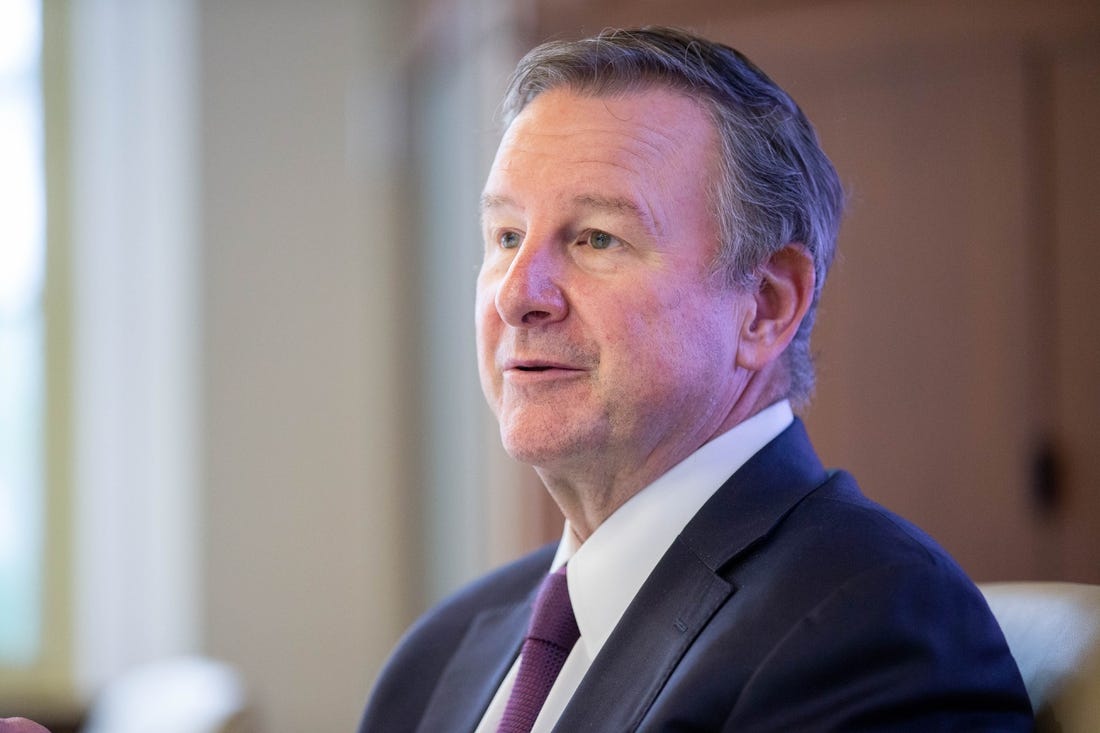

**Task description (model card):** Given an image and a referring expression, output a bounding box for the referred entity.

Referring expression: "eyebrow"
[479,193,516,213]
[480,192,659,234]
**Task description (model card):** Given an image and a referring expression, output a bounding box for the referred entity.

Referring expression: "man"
[360,27,1033,732]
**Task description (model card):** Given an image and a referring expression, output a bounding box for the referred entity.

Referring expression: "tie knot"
[526,567,579,650]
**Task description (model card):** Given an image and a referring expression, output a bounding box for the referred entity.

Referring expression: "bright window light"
[0,0,45,666]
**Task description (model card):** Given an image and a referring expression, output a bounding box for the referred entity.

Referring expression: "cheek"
[612,291,734,378]
[474,279,498,337]
[596,299,688,380]
[475,332,502,416]
[475,288,502,380]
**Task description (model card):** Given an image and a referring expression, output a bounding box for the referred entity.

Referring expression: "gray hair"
[501,26,844,406]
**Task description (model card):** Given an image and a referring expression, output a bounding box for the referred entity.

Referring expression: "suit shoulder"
[358,543,555,732]
[722,468,992,635]
[794,469,970,577]
[715,471,1031,728]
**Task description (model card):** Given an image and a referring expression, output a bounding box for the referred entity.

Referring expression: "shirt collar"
[549,400,794,659]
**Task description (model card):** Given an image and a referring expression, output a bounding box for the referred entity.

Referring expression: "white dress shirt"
[475,400,794,733]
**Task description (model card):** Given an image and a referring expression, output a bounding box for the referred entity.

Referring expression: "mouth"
[503,358,585,375]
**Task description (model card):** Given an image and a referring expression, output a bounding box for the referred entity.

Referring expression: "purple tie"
[498,566,580,733]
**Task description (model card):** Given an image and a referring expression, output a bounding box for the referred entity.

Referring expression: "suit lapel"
[417,593,533,733]
[553,419,829,731]
[678,418,828,572]
[553,539,732,732]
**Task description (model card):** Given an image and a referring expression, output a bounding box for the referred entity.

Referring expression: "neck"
[538,369,787,543]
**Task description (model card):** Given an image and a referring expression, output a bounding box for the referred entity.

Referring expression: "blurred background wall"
[0,0,1097,731]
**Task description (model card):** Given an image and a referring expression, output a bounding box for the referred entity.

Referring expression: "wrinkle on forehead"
[502,125,686,174]
[501,89,710,164]
[486,88,717,242]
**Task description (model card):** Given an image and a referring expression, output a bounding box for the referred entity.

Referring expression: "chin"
[500,425,606,472]
[500,436,565,467]
[500,421,566,459]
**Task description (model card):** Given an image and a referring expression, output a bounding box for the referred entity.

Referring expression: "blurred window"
[0,0,45,665]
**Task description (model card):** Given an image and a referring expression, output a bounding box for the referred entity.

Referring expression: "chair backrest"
[980,582,1100,733]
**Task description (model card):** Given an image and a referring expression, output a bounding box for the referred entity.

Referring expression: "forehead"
[483,87,717,217]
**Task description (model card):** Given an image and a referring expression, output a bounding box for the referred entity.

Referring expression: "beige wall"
[200,2,415,730]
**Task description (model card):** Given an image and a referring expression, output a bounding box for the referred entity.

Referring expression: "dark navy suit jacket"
[359,420,1033,731]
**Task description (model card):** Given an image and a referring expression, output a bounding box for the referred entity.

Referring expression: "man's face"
[477,87,751,481]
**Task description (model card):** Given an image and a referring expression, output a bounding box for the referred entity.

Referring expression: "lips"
[503,358,583,373]
[499,354,597,384]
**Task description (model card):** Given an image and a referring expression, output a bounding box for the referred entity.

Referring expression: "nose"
[494,239,568,327]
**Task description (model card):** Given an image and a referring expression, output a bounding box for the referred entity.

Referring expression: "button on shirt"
[475,400,795,733]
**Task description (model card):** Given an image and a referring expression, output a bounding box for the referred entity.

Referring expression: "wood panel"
[1052,40,1100,580]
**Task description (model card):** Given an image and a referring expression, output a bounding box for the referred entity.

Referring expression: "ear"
[736,243,815,372]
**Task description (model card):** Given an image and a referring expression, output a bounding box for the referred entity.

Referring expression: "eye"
[585,230,620,250]
[498,230,522,249]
